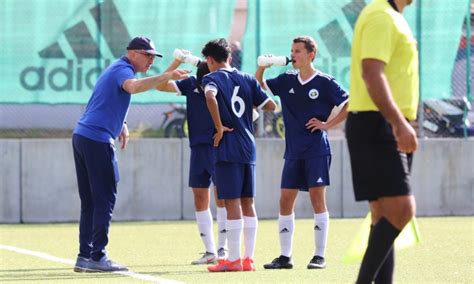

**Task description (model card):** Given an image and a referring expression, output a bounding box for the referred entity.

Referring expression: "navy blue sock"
[356,217,400,284]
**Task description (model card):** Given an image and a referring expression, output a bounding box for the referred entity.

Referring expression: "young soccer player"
[202,38,276,272]
[156,54,228,264]
[256,36,348,269]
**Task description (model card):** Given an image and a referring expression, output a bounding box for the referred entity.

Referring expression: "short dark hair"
[196,61,210,87]
[293,36,318,53]
[201,38,231,63]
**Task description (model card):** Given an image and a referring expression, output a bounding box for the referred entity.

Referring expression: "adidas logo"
[200,233,206,237]
[314,225,321,231]
[280,228,290,233]
[316,177,323,183]
[39,0,130,59]
[19,0,160,92]
[193,88,200,93]
[289,88,295,94]
[219,229,228,234]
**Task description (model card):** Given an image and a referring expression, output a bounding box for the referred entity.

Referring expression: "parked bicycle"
[159,104,188,138]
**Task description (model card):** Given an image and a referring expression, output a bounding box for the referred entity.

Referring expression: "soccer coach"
[346,0,419,283]
[72,36,189,272]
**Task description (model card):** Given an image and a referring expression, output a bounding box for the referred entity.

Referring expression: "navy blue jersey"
[174,76,214,147]
[203,68,270,164]
[74,57,134,143]
[266,70,348,159]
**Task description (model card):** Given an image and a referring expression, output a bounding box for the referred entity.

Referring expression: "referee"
[346,0,418,283]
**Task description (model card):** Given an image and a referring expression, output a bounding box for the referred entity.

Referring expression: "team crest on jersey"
[308,89,319,99]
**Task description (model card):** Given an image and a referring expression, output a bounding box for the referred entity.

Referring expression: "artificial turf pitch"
[1,217,472,283]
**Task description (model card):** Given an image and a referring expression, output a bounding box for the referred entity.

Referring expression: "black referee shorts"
[345,112,413,201]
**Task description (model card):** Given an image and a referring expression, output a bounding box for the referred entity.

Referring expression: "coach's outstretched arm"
[123,69,189,94]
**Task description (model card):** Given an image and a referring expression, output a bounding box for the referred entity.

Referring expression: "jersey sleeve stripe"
[257,97,272,109]
[204,83,218,96]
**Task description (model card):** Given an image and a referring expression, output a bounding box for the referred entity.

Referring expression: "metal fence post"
[416,0,424,137]
[464,1,472,138]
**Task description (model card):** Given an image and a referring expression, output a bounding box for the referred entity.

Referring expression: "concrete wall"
[0,140,21,223]
[0,138,472,223]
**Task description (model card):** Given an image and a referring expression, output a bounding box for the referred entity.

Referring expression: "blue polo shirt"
[74,57,134,143]
[203,68,270,164]
[266,70,348,159]
[173,76,214,147]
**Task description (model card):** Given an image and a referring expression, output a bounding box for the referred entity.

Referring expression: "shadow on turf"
[0,267,127,282]
[123,264,210,276]
[0,266,208,281]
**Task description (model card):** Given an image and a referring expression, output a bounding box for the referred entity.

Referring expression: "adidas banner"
[0,0,236,104]
[0,0,469,104]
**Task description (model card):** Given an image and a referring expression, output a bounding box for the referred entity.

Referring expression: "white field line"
[0,244,184,284]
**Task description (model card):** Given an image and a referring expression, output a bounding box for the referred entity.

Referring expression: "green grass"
[0,217,473,283]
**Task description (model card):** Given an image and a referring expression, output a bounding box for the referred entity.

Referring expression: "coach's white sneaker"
[191,252,217,265]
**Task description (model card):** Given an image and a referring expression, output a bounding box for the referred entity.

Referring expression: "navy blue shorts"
[189,144,216,188]
[215,162,255,199]
[280,156,331,191]
[346,112,413,201]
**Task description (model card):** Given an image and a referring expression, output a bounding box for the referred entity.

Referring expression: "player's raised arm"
[156,49,204,93]
[255,66,268,90]
[156,59,183,92]
[256,54,291,90]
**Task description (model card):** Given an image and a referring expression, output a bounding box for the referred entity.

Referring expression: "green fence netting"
[241,0,469,101]
[1,0,469,105]
[0,0,236,104]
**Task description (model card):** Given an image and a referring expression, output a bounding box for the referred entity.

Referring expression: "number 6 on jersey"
[231,86,245,118]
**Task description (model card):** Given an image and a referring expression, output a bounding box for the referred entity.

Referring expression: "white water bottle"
[257,55,291,67]
[173,49,202,66]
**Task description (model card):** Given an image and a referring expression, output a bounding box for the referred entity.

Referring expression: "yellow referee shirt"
[349,0,419,120]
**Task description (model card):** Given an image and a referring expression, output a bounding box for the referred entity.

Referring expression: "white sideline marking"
[0,244,183,284]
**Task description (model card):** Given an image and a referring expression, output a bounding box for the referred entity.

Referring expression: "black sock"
[356,217,400,284]
[375,247,394,284]
[369,225,395,284]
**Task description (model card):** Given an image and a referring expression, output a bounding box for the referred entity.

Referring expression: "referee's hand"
[393,121,418,153]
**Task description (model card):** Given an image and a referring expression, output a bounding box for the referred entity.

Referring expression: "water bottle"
[173,49,202,66]
[257,55,291,67]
